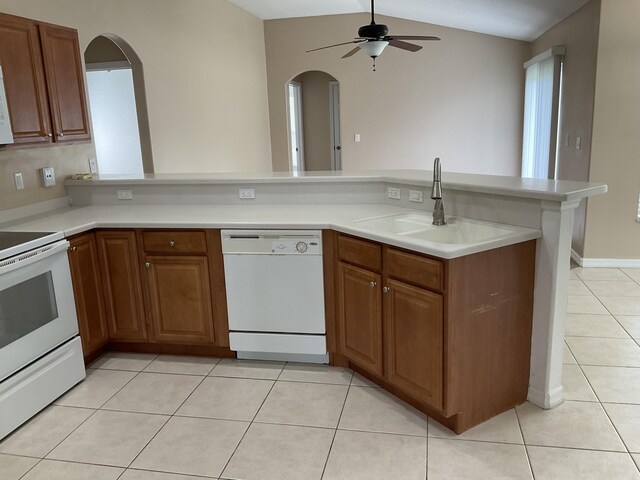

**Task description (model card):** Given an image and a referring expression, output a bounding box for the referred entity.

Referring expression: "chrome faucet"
[431,157,446,226]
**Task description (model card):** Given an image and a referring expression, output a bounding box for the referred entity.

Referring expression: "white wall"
[86,69,143,176]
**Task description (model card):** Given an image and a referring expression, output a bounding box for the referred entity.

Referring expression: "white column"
[527,199,580,408]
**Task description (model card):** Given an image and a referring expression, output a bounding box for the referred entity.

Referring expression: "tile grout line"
[217,360,285,479]
[569,315,634,458]
[513,407,536,480]
[319,368,354,480]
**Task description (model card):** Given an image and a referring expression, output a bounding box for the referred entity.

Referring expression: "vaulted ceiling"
[228,0,591,41]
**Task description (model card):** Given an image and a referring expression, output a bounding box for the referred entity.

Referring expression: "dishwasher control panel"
[221,230,322,255]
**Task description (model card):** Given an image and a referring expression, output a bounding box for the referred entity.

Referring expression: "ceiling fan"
[306,0,440,70]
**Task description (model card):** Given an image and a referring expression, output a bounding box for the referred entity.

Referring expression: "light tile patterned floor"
[2,267,640,479]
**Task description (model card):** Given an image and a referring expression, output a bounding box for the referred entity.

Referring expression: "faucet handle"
[433,157,441,182]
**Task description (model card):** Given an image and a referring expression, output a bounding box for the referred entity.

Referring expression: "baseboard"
[571,249,640,268]
[527,385,564,409]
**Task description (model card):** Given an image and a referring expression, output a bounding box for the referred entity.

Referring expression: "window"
[521,46,565,179]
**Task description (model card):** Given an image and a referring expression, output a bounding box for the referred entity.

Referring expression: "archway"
[286,71,341,172]
[84,34,153,175]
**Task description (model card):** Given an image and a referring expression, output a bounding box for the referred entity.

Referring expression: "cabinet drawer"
[384,247,444,292]
[142,231,207,254]
[337,234,381,271]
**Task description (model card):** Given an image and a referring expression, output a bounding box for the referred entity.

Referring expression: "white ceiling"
[228,0,590,41]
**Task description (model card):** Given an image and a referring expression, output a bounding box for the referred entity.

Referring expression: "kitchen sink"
[353,213,435,234]
[398,219,513,244]
[354,213,515,245]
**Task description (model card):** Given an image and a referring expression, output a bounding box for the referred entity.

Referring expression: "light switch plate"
[41,167,56,187]
[88,158,98,174]
[387,187,401,200]
[409,190,424,203]
[13,172,24,190]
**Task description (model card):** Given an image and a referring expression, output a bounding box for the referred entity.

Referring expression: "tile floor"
[2,267,640,479]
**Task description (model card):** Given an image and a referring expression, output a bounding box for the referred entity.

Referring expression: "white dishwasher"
[221,230,327,363]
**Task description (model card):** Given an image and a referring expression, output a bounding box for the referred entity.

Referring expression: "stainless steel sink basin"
[353,213,434,234]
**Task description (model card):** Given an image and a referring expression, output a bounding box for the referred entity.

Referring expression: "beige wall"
[292,70,334,171]
[0,0,272,212]
[583,0,640,259]
[265,14,530,175]
[531,0,600,256]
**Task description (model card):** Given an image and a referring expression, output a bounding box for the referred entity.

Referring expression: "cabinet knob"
[168,240,175,247]
[370,281,377,288]
[383,286,390,293]
[69,246,77,252]
[45,132,52,137]
[145,261,151,268]
[57,133,64,137]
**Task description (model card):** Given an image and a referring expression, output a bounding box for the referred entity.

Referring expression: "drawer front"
[142,231,207,254]
[337,234,381,271]
[384,247,444,292]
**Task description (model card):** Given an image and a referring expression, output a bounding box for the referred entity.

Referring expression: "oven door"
[0,239,79,381]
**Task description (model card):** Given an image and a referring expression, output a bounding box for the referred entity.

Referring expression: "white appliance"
[0,65,14,145]
[222,230,327,363]
[0,231,85,440]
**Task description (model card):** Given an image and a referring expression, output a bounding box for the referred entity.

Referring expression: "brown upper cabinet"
[0,12,90,146]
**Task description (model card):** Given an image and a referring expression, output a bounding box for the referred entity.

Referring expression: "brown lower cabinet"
[96,230,147,342]
[67,232,109,360]
[332,232,536,434]
[144,255,215,344]
[68,229,230,361]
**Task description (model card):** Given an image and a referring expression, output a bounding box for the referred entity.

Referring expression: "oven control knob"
[296,241,308,253]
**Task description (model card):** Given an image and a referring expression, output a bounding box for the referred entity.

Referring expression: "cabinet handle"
[145,262,151,268]
[370,281,377,288]
[44,132,52,137]
[168,241,175,247]
[69,246,77,252]
[57,133,64,137]
[383,286,390,293]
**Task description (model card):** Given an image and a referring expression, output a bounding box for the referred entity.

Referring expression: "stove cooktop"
[0,231,64,261]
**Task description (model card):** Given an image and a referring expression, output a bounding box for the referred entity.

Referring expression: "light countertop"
[1,203,541,259]
[65,170,607,203]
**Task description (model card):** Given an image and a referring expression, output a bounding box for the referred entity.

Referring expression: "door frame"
[286,81,305,173]
[329,80,341,171]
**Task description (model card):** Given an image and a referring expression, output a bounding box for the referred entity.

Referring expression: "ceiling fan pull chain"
[372,57,376,72]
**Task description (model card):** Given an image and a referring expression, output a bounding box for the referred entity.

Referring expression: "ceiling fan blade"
[388,35,440,41]
[389,39,423,53]
[342,46,361,58]
[306,39,365,53]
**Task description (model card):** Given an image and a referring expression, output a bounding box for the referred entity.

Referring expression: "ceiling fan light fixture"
[360,40,389,58]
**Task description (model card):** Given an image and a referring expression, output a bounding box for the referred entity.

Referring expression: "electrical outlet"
[13,172,24,190]
[41,167,56,187]
[409,190,424,203]
[117,189,133,200]
[88,158,98,174]
[239,188,255,199]
[387,187,401,200]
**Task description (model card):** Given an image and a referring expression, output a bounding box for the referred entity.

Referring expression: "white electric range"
[0,230,85,440]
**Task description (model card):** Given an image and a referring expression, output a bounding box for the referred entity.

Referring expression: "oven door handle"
[0,239,70,275]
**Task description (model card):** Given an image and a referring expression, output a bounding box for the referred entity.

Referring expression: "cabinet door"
[0,13,52,145]
[67,233,108,359]
[39,23,90,142]
[145,256,215,344]
[337,262,383,375]
[384,278,443,410]
[96,231,147,341]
